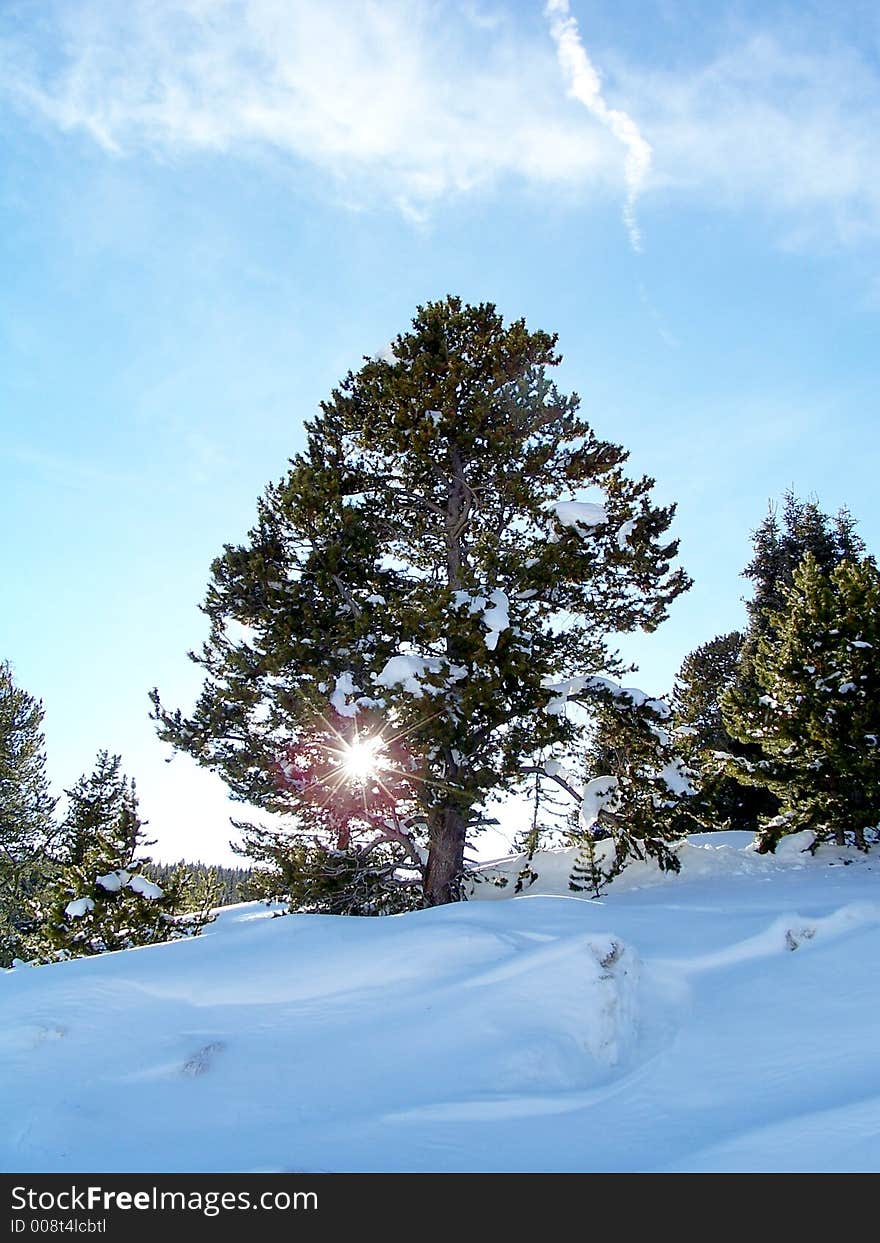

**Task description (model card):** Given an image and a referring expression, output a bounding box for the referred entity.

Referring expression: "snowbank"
[2,834,879,1173]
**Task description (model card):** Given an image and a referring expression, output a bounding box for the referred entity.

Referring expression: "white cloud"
[544,0,651,250]
[2,2,880,245]
[0,0,623,212]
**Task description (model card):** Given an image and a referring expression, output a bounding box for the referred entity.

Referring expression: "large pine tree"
[723,554,880,851]
[0,662,57,966]
[152,297,689,905]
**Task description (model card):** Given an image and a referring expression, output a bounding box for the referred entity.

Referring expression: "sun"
[340,735,385,784]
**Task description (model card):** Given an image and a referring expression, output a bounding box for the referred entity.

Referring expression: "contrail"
[544,0,651,251]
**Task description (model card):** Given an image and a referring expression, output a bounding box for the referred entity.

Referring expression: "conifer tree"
[566,680,694,894]
[152,297,690,905]
[697,492,867,841]
[741,492,863,647]
[33,751,213,959]
[723,554,880,851]
[0,662,57,966]
[672,632,775,831]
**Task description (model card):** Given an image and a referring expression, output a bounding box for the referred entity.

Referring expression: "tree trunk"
[423,805,467,905]
[422,444,473,908]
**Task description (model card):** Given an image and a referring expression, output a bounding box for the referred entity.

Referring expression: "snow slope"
[2,832,879,1173]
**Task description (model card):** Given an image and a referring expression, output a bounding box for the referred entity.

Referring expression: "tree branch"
[362,815,425,875]
[520,765,583,803]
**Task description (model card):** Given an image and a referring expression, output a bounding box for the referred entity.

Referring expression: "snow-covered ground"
[2,832,879,1173]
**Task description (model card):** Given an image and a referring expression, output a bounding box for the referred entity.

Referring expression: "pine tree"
[741,491,863,646]
[0,662,57,966]
[32,752,213,959]
[151,297,690,906]
[723,554,880,851]
[566,679,694,894]
[672,632,775,831]
[702,491,867,842]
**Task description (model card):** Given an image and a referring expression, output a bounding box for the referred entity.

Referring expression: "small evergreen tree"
[33,752,213,959]
[723,554,880,852]
[739,492,864,696]
[0,662,57,966]
[152,297,690,907]
[566,679,694,894]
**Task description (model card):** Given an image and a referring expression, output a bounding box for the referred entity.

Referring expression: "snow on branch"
[579,775,621,832]
[544,674,671,719]
[452,588,510,651]
[550,500,608,534]
[329,672,362,718]
[374,655,468,699]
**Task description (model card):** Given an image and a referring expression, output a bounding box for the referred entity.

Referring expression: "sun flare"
[340,736,385,783]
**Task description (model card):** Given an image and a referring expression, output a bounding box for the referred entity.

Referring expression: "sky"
[2,0,879,865]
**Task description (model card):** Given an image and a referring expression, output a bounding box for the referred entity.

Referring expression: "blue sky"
[2,0,879,864]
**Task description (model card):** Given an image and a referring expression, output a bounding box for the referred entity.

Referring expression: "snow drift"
[2,832,879,1173]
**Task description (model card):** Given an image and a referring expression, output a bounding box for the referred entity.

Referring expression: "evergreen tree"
[32,752,214,959]
[152,297,690,906]
[699,491,867,842]
[566,680,694,894]
[742,491,863,645]
[672,632,775,831]
[0,662,57,966]
[723,554,880,852]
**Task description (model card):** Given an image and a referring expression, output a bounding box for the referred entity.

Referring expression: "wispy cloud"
[2,2,880,246]
[618,32,880,246]
[0,0,623,217]
[544,0,651,250]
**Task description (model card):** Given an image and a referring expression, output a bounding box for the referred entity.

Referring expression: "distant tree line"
[146,859,253,909]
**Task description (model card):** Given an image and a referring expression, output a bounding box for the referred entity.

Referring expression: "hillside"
[2,832,879,1173]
